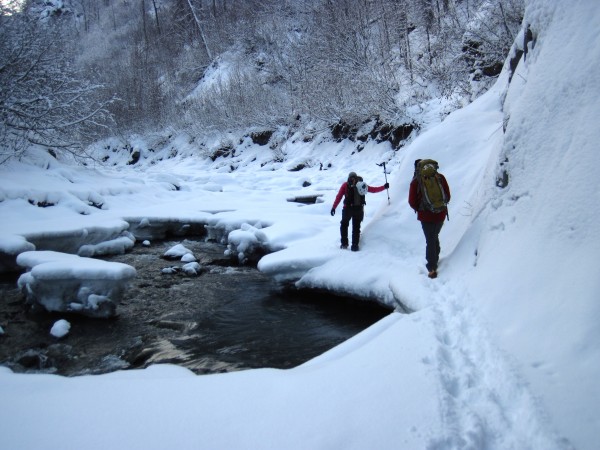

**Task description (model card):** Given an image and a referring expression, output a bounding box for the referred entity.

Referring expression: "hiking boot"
[351,245,359,252]
[428,270,437,279]
[340,244,348,249]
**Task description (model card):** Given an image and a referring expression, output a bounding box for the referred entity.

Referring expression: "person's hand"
[384,182,389,189]
[330,208,336,216]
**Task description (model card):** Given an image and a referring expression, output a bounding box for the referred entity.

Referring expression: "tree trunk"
[186,0,213,60]
[152,0,161,35]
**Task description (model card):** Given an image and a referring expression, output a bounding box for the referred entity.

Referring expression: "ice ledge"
[0,235,36,272]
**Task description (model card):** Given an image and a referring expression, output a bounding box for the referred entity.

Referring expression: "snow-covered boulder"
[160,262,202,276]
[225,223,269,264]
[181,262,202,276]
[163,243,194,260]
[16,251,136,318]
[50,319,71,338]
[180,252,197,263]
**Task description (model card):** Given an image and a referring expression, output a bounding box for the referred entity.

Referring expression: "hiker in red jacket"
[331,171,388,251]
[408,160,451,278]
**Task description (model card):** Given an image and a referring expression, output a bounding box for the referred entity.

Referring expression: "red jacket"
[408,174,450,222]
[332,182,386,209]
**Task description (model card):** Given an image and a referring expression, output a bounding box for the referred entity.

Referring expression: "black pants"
[421,221,444,271]
[340,207,364,247]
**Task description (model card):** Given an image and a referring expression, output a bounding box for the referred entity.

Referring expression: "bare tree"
[186,0,213,59]
[5,0,524,144]
[0,8,115,163]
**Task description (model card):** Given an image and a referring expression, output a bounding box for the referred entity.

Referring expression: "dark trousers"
[421,221,444,271]
[340,207,364,247]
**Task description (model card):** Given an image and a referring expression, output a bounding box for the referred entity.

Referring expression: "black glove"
[384,182,389,189]
[330,208,336,216]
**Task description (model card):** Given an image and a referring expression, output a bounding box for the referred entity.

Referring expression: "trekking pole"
[377,162,390,205]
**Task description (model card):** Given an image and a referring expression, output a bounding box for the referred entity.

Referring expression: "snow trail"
[424,281,569,449]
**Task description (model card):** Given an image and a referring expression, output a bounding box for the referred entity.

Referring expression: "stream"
[0,238,390,376]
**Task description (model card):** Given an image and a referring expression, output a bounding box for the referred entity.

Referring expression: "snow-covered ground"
[1,0,599,448]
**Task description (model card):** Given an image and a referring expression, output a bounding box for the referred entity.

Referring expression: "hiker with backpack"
[331,171,389,251]
[409,159,451,278]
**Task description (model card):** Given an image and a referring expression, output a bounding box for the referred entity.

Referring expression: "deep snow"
[1,0,599,448]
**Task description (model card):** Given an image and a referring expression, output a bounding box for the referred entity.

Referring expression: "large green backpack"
[415,159,448,213]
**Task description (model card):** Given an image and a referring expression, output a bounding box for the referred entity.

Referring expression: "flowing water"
[0,239,390,376]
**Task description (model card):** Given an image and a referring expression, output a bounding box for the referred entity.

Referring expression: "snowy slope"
[466,1,600,446]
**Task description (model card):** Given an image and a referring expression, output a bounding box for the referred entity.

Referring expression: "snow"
[0,234,35,271]
[0,0,598,449]
[50,319,70,338]
[16,251,136,317]
[181,261,202,276]
[17,251,135,281]
[0,234,35,255]
[163,243,194,259]
[78,234,135,257]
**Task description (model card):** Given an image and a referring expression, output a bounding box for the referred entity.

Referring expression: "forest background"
[0,0,523,161]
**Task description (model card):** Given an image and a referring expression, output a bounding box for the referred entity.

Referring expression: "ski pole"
[377,162,390,204]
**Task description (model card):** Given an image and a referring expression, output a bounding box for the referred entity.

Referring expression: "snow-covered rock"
[50,320,70,338]
[16,251,136,318]
[163,243,193,259]
[181,262,202,276]
[226,223,269,264]
[180,252,196,263]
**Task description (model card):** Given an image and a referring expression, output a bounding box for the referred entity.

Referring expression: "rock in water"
[17,251,136,318]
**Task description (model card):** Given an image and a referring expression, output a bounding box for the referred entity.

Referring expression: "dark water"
[0,239,390,376]
[184,278,388,371]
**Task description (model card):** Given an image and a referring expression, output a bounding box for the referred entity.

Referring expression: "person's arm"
[332,182,347,210]
[367,182,388,194]
[408,178,419,211]
[440,174,451,203]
